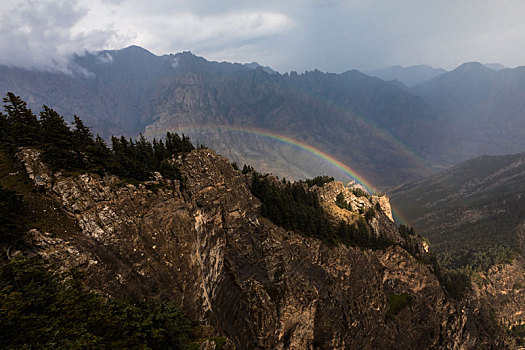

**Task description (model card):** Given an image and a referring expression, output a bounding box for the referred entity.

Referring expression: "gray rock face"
[18,148,508,349]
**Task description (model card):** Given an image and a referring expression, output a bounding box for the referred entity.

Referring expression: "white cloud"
[0,0,129,73]
[0,0,294,72]
[73,0,294,55]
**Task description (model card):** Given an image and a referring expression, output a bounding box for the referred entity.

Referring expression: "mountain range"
[2,46,525,190]
[0,46,434,189]
[410,62,525,163]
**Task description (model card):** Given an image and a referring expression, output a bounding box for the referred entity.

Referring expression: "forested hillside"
[391,153,525,271]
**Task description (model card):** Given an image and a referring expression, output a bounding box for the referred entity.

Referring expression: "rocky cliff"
[10,147,512,349]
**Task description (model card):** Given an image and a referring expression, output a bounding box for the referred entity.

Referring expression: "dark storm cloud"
[2,0,525,73]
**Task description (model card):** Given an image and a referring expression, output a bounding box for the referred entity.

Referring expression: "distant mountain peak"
[452,61,490,73]
[118,45,155,56]
[167,51,201,66]
[174,50,196,57]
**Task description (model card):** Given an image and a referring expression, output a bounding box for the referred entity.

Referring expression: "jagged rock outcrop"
[16,148,509,349]
[314,180,394,221]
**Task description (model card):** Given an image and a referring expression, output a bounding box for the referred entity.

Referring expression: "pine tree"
[86,135,114,175]
[72,115,94,151]
[39,106,74,170]
[71,115,95,168]
[153,139,168,166]
[181,134,194,153]
[2,93,40,146]
[0,111,11,149]
[136,134,155,170]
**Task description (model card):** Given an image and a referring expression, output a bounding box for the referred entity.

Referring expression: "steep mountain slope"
[365,65,447,87]
[1,145,512,349]
[0,46,436,189]
[390,152,525,341]
[411,62,525,163]
[281,69,444,164]
[391,152,525,270]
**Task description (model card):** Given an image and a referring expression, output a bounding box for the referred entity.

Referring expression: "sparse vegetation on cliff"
[387,293,413,319]
[335,192,352,211]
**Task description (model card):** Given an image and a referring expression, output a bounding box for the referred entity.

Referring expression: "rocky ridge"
[14,147,510,349]
[314,180,394,222]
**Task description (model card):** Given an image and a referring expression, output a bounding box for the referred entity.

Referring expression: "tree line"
[0,93,194,181]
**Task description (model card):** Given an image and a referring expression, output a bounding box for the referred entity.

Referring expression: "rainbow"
[169,125,377,193]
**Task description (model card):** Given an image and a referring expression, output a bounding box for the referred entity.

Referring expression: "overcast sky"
[2,0,525,73]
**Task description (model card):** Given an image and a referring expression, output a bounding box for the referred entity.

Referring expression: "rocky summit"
[4,146,514,349]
